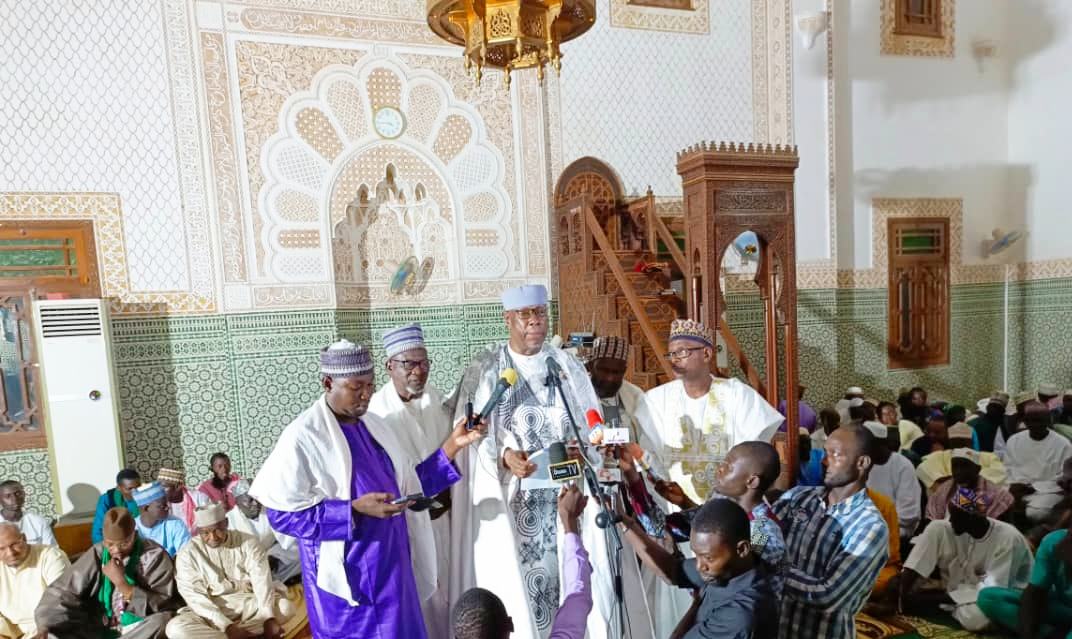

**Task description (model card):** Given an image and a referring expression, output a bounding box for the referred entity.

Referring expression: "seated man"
[900,488,1034,631]
[0,523,69,638]
[927,449,1013,521]
[620,497,778,638]
[0,480,55,546]
[863,421,921,540]
[451,485,592,639]
[35,508,180,638]
[93,469,142,543]
[156,469,205,533]
[197,454,240,512]
[225,480,300,583]
[978,522,1072,638]
[166,504,294,639]
[134,482,192,557]
[1006,401,1072,524]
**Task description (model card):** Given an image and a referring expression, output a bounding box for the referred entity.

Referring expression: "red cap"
[585,409,603,429]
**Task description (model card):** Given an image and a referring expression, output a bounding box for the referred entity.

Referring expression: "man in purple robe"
[249,339,485,639]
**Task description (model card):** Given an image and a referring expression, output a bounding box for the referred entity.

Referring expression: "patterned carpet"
[857,613,1012,639]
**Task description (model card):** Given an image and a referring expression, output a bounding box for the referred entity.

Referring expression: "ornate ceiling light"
[426,0,596,87]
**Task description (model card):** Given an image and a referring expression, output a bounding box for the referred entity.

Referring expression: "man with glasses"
[248,339,485,639]
[449,284,615,639]
[369,323,453,639]
[645,319,782,506]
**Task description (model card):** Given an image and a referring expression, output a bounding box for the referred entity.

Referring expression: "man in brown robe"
[35,507,180,638]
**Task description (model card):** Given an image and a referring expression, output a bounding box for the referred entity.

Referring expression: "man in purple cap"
[249,339,486,639]
[449,284,615,638]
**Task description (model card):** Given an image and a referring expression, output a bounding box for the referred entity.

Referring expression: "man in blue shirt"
[773,425,889,639]
[91,468,141,543]
[132,481,191,557]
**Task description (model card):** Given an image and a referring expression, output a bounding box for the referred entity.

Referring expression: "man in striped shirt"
[773,425,889,638]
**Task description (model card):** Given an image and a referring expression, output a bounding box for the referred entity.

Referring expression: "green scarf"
[98,537,144,637]
[109,488,139,517]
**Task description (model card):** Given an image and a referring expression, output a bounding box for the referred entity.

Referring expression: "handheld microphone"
[586,408,605,445]
[470,368,518,427]
[547,441,581,483]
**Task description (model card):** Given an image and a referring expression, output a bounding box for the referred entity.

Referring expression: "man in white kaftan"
[226,481,300,584]
[901,488,1033,631]
[1005,401,1072,523]
[448,285,615,639]
[644,319,783,505]
[166,504,294,639]
[368,322,453,639]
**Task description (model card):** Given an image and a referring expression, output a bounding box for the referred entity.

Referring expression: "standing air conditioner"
[32,299,124,517]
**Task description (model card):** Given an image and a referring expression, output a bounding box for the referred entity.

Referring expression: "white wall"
[836,0,1014,270]
[1007,0,1072,263]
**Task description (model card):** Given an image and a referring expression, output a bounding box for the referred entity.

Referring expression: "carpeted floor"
[857,612,1013,639]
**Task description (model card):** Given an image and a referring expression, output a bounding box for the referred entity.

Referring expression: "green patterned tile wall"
[5,279,1071,516]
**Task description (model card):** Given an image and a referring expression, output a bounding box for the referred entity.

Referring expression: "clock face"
[374,107,405,139]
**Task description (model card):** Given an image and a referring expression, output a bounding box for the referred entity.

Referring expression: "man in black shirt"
[620,497,778,638]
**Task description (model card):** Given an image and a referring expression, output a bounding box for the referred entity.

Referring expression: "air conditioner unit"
[32,299,124,517]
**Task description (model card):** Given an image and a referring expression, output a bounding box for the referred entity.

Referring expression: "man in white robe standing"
[449,284,615,639]
[644,319,783,506]
[369,323,452,639]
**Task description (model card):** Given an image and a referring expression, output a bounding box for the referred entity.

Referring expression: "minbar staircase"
[555,190,762,392]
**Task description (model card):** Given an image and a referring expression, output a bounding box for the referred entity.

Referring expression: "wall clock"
[374,106,405,139]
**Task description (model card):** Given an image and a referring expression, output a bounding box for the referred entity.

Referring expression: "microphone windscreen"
[585,409,603,429]
[547,441,568,465]
[500,368,518,386]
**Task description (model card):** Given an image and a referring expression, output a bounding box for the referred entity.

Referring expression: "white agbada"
[448,344,615,639]
[600,380,688,639]
[249,395,437,606]
[867,452,922,537]
[12,512,56,546]
[904,519,1033,631]
[1004,429,1072,521]
[368,382,452,639]
[645,375,782,504]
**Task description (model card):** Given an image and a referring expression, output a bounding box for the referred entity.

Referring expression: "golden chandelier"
[426,0,596,87]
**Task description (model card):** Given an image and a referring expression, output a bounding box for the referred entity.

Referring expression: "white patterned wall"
[557,0,755,196]
[0,0,208,294]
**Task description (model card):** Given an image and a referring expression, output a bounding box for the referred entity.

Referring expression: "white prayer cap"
[231,479,251,498]
[1039,383,1060,396]
[862,421,887,439]
[501,284,548,311]
[194,503,226,529]
[951,448,981,466]
[383,323,425,359]
[846,386,864,396]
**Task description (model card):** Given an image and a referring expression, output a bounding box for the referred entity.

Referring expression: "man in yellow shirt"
[0,522,69,638]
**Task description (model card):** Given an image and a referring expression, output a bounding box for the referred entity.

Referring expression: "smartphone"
[391,493,425,505]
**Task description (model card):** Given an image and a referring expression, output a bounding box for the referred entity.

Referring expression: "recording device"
[468,368,518,428]
[585,408,605,445]
[390,493,439,511]
[568,332,594,348]
[547,441,581,483]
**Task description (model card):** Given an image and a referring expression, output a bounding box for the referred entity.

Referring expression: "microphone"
[586,408,605,445]
[471,368,518,427]
[547,441,581,483]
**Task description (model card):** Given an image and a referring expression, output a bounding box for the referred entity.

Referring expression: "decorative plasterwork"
[752,0,794,146]
[609,0,710,34]
[0,193,214,314]
[238,8,445,45]
[880,0,955,58]
[257,54,517,306]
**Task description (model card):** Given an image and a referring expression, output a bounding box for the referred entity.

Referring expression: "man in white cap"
[644,319,782,506]
[862,421,921,540]
[368,323,452,639]
[166,504,294,639]
[250,339,484,639]
[134,482,192,557]
[227,480,300,583]
[449,284,615,639]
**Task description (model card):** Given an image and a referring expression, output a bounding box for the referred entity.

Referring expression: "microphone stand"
[546,363,628,639]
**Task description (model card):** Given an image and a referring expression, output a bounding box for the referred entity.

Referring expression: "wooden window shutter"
[887,217,950,369]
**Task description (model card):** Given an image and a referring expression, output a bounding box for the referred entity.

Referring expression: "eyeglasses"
[391,358,432,372]
[512,307,548,321]
[663,346,705,362]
